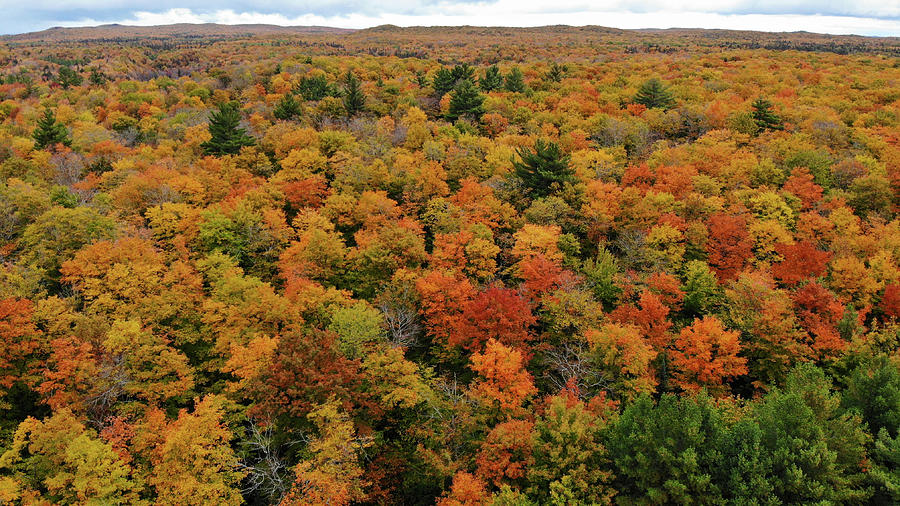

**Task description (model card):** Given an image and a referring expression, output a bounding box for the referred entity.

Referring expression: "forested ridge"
[0,24,898,505]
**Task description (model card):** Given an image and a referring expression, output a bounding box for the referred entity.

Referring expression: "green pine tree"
[450,63,475,83]
[414,70,428,88]
[342,70,366,117]
[273,93,302,120]
[445,79,485,122]
[88,68,107,86]
[512,138,573,197]
[56,65,83,89]
[607,394,725,504]
[432,67,455,97]
[634,78,675,110]
[200,102,256,156]
[32,108,71,150]
[297,74,336,101]
[505,67,526,93]
[751,97,784,131]
[479,65,503,92]
[545,62,567,83]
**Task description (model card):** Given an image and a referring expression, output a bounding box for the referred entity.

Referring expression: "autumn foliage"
[0,23,898,505]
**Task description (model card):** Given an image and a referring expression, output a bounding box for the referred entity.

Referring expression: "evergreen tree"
[450,63,475,83]
[273,93,302,120]
[752,365,869,503]
[297,74,336,101]
[505,67,526,93]
[414,70,428,88]
[607,394,725,503]
[751,96,784,131]
[432,67,455,97]
[342,70,366,117]
[200,102,256,156]
[479,65,503,92]
[714,418,778,504]
[545,62,567,83]
[634,78,675,110]
[842,355,900,438]
[446,79,485,122]
[512,138,573,197]
[88,68,107,86]
[32,108,71,150]
[56,65,83,89]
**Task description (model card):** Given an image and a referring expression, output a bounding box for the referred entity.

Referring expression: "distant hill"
[2,23,354,42]
[2,23,897,59]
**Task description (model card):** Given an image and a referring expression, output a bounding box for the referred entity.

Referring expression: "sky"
[1,1,899,37]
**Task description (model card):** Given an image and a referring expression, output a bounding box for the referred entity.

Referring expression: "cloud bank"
[3,1,899,36]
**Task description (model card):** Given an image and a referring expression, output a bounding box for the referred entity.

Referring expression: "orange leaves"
[246,329,369,423]
[725,271,808,387]
[451,285,536,353]
[416,270,475,346]
[791,281,846,359]
[283,399,373,506]
[148,395,245,505]
[61,236,203,323]
[469,339,537,414]
[670,316,747,394]
[281,175,330,210]
[36,336,98,412]
[610,290,672,350]
[431,226,499,280]
[474,419,535,487]
[772,240,832,286]
[783,167,823,210]
[706,213,752,283]
[0,298,40,390]
[437,472,489,506]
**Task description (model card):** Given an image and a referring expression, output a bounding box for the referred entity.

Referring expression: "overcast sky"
[2,1,899,37]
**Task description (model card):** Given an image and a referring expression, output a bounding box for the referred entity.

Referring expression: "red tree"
[772,241,832,286]
[450,285,536,353]
[706,214,752,283]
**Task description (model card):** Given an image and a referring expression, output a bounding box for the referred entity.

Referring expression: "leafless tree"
[239,420,297,503]
[376,285,422,349]
[543,341,608,399]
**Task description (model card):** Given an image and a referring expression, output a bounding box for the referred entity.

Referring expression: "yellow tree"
[0,409,142,504]
[282,399,373,506]
[148,395,245,505]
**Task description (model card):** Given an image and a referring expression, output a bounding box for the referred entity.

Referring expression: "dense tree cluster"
[0,25,898,505]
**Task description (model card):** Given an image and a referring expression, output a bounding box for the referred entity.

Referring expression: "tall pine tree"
[479,65,503,92]
[33,108,71,150]
[273,93,302,120]
[505,67,526,93]
[342,70,366,117]
[751,97,784,131]
[634,78,675,110]
[512,138,574,197]
[446,79,485,122]
[432,67,455,97]
[200,102,255,156]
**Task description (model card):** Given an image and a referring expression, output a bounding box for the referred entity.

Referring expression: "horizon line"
[3,21,898,39]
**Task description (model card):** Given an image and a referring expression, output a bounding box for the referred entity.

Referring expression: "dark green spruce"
[33,108,71,150]
[200,102,256,156]
[512,138,574,197]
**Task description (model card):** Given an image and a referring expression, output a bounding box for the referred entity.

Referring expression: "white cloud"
[54,5,900,36]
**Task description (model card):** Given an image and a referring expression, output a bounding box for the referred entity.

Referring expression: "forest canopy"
[0,23,898,505]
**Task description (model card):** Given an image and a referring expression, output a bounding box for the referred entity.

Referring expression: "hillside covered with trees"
[0,23,899,504]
